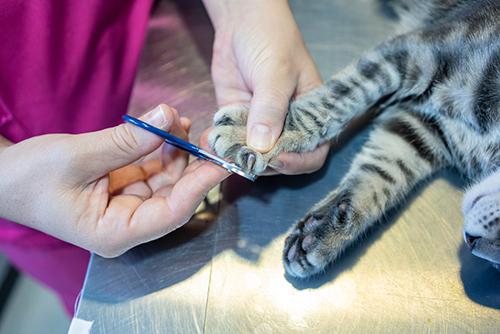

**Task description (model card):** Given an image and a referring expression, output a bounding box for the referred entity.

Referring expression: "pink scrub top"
[0,0,154,246]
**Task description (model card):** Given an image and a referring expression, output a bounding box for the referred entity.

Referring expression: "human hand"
[0,105,229,257]
[203,0,330,175]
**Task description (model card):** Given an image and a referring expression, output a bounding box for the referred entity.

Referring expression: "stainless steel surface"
[76,0,500,333]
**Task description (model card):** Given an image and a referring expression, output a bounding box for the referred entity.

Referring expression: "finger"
[150,159,206,198]
[95,194,144,257]
[141,160,163,178]
[180,117,192,132]
[258,167,281,176]
[247,61,296,153]
[124,162,230,246]
[199,127,213,151]
[108,165,146,194]
[147,134,190,191]
[147,156,213,200]
[149,159,205,198]
[183,159,205,174]
[75,105,177,179]
[147,151,188,192]
[120,181,152,201]
[164,162,230,217]
[158,111,190,176]
[295,52,323,97]
[269,142,330,175]
[153,184,174,198]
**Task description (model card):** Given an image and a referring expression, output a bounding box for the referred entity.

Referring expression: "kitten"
[209,0,500,277]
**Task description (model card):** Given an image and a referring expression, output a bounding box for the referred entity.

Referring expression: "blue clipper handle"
[122,114,258,181]
[122,115,200,155]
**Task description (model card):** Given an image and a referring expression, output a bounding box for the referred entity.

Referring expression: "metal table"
[76,1,500,332]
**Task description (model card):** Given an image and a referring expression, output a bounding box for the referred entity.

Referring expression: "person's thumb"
[247,63,296,153]
[74,105,175,178]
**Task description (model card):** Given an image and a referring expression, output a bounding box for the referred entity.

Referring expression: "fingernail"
[141,105,171,129]
[249,124,274,152]
[269,159,285,170]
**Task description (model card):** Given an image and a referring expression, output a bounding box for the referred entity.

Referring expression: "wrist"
[0,143,22,223]
[202,0,289,30]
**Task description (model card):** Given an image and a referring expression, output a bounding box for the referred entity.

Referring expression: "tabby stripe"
[383,49,409,79]
[215,115,236,126]
[369,154,392,164]
[473,49,500,133]
[335,207,348,227]
[412,112,452,156]
[327,79,351,97]
[382,187,391,199]
[372,192,382,211]
[433,50,456,84]
[396,159,415,184]
[383,118,437,164]
[470,156,482,175]
[298,106,324,129]
[285,110,298,131]
[486,143,499,159]
[212,134,221,147]
[293,111,315,135]
[357,59,381,80]
[321,96,335,110]
[348,78,370,103]
[360,163,396,184]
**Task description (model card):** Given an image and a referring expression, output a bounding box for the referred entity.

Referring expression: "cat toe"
[208,126,245,159]
[283,191,356,278]
[208,129,269,175]
[209,105,271,175]
[235,147,268,175]
[283,215,329,278]
[213,104,249,127]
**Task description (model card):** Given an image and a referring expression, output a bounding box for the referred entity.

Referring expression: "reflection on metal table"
[76,0,500,333]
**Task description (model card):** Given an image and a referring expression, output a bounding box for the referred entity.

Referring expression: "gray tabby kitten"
[209,0,500,277]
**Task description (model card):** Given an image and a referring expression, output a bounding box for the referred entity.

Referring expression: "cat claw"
[246,152,256,171]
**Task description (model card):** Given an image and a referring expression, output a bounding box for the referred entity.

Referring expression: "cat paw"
[208,105,270,175]
[283,191,355,278]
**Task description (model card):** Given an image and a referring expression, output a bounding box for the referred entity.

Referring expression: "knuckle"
[111,125,140,156]
[92,233,126,258]
[269,56,294,75]
[95,243,124,258]
[255,87,289,108]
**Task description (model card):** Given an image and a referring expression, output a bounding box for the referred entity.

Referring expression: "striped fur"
[209,0,500,277]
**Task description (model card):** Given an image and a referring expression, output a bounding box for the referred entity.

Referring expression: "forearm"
[0,135,44,227]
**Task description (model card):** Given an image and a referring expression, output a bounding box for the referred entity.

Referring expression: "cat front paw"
[283,190,356,278]
[208,105,271,175]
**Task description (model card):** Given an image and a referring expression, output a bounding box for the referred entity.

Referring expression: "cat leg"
[209,38,439,175]
[283,108,451,278]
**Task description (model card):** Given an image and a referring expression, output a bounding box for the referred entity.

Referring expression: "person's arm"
[202,0,329,174]
[0,105,228,257]
[0,135,12,151]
